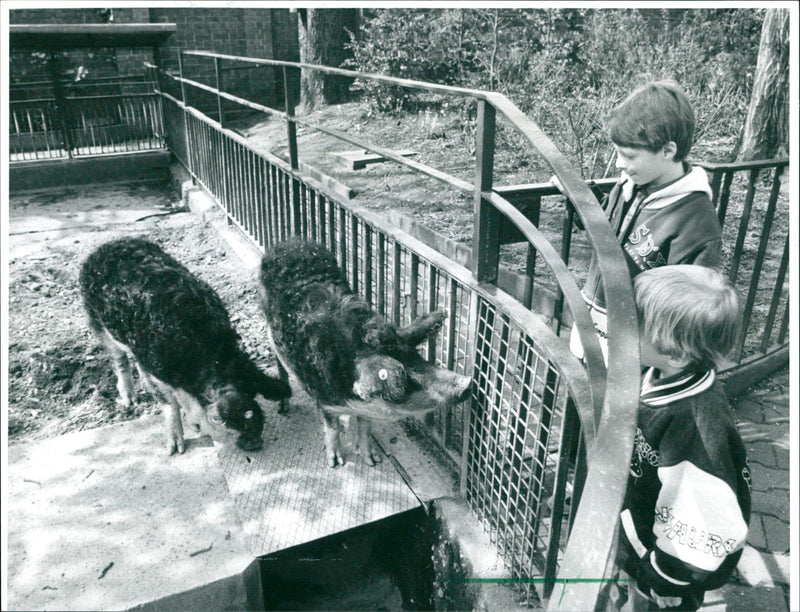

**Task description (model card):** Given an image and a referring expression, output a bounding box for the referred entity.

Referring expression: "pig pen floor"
[215,402,421,557]
[5,181,457,611]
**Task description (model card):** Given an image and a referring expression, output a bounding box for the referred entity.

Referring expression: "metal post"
[47,50,73,159]
[472,100,499,283]
[177,51,193,178]
[214,56,226,128]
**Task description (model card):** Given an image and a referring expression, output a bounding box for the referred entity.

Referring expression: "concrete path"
[700,366,792,611]
[6,415,261,611]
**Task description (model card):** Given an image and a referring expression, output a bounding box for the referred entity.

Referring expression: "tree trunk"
[735,9,789,161]
[297,8,360,113]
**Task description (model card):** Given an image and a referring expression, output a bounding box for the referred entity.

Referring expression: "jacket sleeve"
[630,458,749,600]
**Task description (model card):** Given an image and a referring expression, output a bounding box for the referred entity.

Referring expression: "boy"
[611,265,751,611]
[563,80,723,361]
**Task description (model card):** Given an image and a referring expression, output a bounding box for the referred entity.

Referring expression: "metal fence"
[497,159,790,390]
[150,52,642,609]
[9,75,165,161]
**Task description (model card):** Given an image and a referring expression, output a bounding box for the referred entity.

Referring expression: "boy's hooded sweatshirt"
[583,165,721,315]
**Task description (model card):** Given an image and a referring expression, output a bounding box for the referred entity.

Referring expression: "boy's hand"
[548,174,565,194]
[633,586,682,610]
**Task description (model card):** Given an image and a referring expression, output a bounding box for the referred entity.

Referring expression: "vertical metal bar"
[308,187,318,242]
[552,200,575,333]
[214,56,225,128]
[377,234,386,317]
[178,52,192,176]
[284,66,299,171]
[716,171,735,229]
[338,207,348,278]
[735,166,783,360]
[542,397,580,598]
[47,50,73,159]
[760,231,789,352]
[364,225,373,307]
[522,195,542,309]
[426,263,438,360]
[778,297,789,344]
[318,193,327,248]
[328,198,336,255]
[460,291,480,496]
[472,100,499,282]
[728,168,759,285]
[410,253,420,324]
[392,241,402,326]
[351,214,360,294]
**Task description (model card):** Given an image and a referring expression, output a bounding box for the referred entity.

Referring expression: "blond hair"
[634,265,740,369]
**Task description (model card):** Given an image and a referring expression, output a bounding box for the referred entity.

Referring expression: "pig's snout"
[236,433,264,451]
[454,375,472,403]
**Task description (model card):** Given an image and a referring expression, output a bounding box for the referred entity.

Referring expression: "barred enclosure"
[9,75,164,160]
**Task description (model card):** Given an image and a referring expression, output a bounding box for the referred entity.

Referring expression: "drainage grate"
[216,400,420,556]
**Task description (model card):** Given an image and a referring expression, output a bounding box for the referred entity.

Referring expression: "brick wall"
[10,7,299,111]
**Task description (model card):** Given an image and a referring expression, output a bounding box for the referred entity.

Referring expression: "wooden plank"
[332,149,418,170]
[297,160,356,200]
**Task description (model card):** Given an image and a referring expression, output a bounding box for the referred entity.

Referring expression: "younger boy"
[566,80,723,362]
[612,265,751,611]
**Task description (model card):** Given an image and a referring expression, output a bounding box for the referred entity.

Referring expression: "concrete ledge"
[7,416,261,611]
[10,150,171,192]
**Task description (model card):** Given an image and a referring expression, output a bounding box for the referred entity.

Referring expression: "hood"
[619,165,713,210]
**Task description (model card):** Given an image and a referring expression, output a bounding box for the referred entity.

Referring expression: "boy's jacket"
[620,368,751,601]
[582,165,722,313]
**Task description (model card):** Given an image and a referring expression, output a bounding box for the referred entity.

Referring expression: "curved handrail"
[168,53,642,607]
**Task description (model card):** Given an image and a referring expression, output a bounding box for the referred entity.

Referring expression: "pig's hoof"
[116,396,133,409]
[326,445,346,467]
[277,399,290,415]
[166,435,186,455]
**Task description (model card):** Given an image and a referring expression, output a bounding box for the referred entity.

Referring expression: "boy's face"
[614,144,681,187]
[639,332,690,376]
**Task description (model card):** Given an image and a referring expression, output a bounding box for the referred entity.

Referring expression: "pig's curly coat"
[80,237,290,443]
[259,238,412,406]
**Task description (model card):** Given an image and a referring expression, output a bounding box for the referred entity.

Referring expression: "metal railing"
[149,52,642,609]
[495,158,789,390]
[9,75,165,161]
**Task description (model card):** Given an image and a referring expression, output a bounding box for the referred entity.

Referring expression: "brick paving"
[701,365,792,611]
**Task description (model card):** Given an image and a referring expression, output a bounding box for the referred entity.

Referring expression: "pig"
[259,238,472,467]
[79,237,291,454]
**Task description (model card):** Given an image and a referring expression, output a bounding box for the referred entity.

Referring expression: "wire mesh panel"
[467,297,576,602]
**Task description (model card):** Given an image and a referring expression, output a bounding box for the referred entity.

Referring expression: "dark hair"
[607,80,695,161]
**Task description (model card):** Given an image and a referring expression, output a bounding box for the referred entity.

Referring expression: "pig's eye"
[378,368,389,381]
[244,410,254,419]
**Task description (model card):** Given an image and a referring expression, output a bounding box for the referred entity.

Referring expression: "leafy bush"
[345,8,764,173]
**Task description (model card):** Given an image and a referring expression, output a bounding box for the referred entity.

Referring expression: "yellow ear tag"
[378,368,389,381]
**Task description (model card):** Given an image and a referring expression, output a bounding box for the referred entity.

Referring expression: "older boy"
[611,265,751,611]
[566,80,722,361]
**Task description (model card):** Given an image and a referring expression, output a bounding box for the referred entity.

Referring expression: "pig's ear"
[397,310,447,347]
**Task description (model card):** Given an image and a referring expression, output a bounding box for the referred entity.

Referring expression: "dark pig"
[80,238,290,454]
[259,239,472,467]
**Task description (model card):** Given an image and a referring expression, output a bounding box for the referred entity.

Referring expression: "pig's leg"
[275,358,290,415]
[355,417,381,466]
[320,404,345,467]
[266,326,291,414]
[90,322,135,408]
[134,361,158,398]
[150,378,186,455]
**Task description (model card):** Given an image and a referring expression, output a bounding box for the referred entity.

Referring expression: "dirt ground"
[7,181,279,445]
